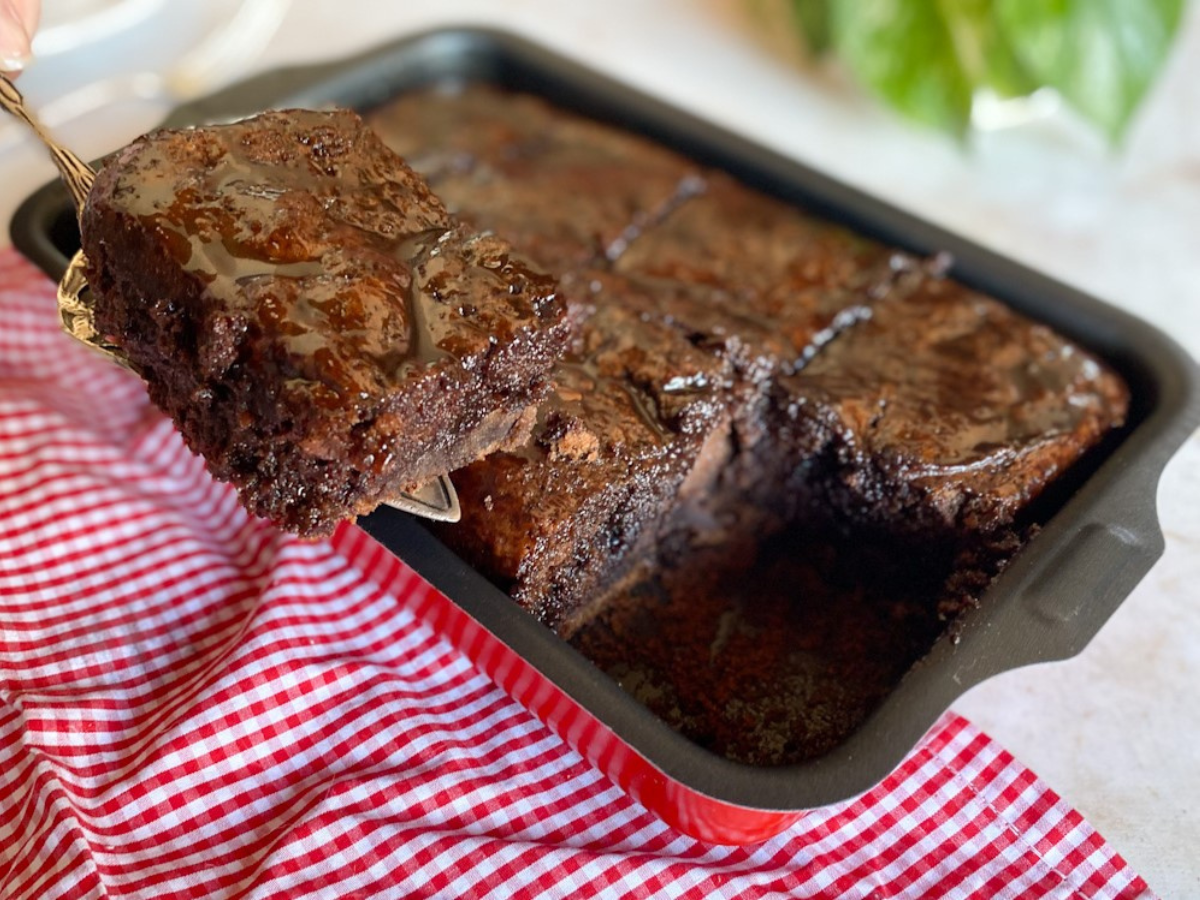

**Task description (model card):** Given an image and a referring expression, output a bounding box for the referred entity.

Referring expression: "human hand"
[1,0,40,73]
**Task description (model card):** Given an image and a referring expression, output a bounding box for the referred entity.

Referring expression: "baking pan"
[11,28,1200,845]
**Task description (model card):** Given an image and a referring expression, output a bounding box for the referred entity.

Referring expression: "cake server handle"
[0,73,95,216]
[1,75,127,370]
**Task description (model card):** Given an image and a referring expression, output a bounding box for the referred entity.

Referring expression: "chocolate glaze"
[103,113,559,399]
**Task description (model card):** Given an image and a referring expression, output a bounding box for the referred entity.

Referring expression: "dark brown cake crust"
[82,108,571,537]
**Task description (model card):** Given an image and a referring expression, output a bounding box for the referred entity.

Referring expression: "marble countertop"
[3,1,1197,894]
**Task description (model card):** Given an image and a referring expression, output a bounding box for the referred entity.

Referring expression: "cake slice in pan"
[438,275,737,634]
[370,84,705,272]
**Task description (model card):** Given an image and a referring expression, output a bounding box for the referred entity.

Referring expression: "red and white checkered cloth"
[0,247,1155,899]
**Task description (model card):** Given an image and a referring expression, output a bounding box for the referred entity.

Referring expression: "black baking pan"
[11,28,1200,844]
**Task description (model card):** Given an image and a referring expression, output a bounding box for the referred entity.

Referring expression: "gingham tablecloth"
[0,248,1155,899]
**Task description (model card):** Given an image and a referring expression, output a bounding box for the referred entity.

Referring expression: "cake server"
[0,73,461,523]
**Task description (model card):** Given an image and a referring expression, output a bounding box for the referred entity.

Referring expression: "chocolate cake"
[368,85,1131,765]
[81,108,570,537]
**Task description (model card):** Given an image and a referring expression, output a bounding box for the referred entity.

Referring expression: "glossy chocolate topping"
[88,109,559,407]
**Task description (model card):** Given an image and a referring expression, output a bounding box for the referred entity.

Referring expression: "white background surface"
[3,1,1197,895]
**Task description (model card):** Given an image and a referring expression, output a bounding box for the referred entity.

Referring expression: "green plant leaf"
[829,0,974,137]
[995,0,1185,142]
[944,0,1039,98]
[792,0,833,54]
[780,0,1183,143]
[978,23,1039,98]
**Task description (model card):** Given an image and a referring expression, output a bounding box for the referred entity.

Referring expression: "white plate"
[34,0,167,58]
[0,0,288,237]
[4,0,288,139]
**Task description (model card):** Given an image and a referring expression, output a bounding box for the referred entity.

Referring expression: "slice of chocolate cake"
[437,276,738,633]
[369,85,704,271]
[778,270,1131,544]
[81,108,571,537]
[614,173,894,314]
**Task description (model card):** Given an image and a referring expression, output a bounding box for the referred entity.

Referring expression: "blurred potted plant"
[790,0,1185,142]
